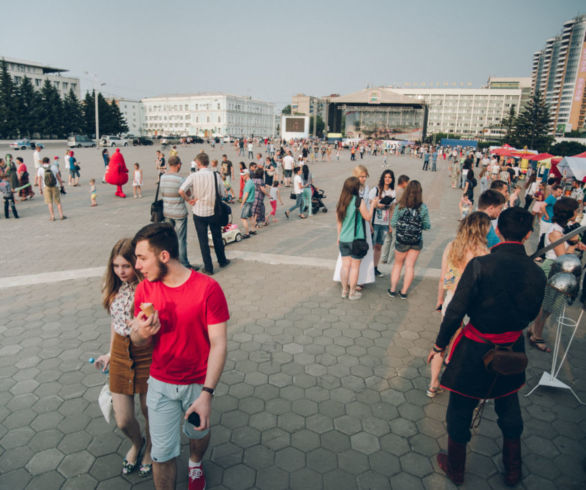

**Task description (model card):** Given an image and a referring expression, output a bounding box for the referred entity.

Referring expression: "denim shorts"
[339,241,364,260]
[146,377,209,463]
[372,224,389,245]
[241,202,253,219]
[395,240,423,253]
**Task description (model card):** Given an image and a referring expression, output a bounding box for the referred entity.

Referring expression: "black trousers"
[4,197,18,218]
[446,391,523,444]
[192,215,227,273]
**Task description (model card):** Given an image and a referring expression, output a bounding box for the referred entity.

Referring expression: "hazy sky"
[2,0,584,110]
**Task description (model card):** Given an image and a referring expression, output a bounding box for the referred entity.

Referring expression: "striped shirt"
[180,168,224,217]
[160,173,187,219]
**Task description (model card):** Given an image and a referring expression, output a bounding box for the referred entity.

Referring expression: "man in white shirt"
[179,152,229,275]
[247,141,254,159]
[282,151,295,187]
[37,157,66,221]
[285,166,306,219]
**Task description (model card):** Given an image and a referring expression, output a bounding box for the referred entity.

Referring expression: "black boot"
[502,438,522,486]
[437,437,466,485]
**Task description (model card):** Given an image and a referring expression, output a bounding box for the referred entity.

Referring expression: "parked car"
[67,135,96,148]
[9,139,43,150]
[133,137,154,146]
[100,136,129,147]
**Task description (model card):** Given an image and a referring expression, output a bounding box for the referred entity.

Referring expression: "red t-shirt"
[134,270,229,385]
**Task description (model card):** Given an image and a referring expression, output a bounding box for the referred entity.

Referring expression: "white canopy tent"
[556,156,586,182]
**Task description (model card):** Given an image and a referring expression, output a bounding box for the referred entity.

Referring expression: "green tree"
[38,80,64,137]
[83,91,95,136]
[510,92,553,152]
[0,58,18,138]
[63,88,84,136]
[15,76,38,137]
[108,100,128,134]
[549,141,586,156]
[281,105,291,115]
[309,115,325,137]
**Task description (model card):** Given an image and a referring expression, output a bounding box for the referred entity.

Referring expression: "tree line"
[0,59,128,139]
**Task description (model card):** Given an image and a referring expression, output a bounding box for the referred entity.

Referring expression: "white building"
[141,92,275,138]
[1,56,81,99]
[115,99,145,136]
[392,87,523,138]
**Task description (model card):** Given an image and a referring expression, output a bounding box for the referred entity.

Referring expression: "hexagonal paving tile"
[25,448,64,475]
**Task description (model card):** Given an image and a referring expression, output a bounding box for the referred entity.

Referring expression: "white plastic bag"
[98,383,113,423]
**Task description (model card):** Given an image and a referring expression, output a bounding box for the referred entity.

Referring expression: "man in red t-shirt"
[130,222,229,490]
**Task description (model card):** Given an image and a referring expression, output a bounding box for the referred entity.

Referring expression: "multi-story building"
[1,56,81,99]
[142,92,274,137]
[110,98,145,136]
[291,94,327,119]
[531,15,586,133]
[392,86,523,138]
[485,77,532,109]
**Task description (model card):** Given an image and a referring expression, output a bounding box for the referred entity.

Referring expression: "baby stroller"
[311,185,327,214]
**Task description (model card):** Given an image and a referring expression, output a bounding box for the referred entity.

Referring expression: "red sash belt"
[446,323,522,362]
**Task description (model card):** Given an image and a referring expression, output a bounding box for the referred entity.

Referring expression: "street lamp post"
[86,72,105,146]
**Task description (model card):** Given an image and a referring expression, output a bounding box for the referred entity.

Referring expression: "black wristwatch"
[201,386,215,396]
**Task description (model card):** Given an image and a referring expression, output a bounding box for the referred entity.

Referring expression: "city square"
[2,1,586,488]
[0,142,585,489]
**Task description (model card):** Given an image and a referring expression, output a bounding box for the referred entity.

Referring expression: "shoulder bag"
[213,172,231,227]
[150,178,164,223]
[350,197,369,258]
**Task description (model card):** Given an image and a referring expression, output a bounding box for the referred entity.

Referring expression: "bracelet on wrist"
[433,345,444,353]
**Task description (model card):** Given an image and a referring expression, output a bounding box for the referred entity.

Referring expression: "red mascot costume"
[104,148,129,198]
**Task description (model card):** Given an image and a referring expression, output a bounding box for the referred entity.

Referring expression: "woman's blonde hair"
[448,212,491,269]
[352,165,369,179]
[102,238,141,310]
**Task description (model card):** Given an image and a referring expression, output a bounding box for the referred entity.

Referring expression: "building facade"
[2,56,81,99]
[392,87,523,138]
[531,15,586,133]
[141,93,275,137]
[114,99,145,136]
[291,94,327,119]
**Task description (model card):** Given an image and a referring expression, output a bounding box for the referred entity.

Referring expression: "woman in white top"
[528,197,585,352]
[94,239,153,477]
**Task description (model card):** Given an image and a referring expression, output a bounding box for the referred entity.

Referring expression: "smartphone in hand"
[187,412,200,428]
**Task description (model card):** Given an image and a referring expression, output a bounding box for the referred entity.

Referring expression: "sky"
[2,0,585,110]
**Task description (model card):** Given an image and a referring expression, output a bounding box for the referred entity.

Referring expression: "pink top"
[18,163,27,174]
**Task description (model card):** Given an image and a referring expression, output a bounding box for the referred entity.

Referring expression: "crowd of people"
[332,145,586,486]
[5,136,585,488]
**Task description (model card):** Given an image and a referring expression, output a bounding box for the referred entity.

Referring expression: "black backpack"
[395,207,422,245]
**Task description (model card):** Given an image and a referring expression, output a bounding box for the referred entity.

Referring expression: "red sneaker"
[188,465,206,490]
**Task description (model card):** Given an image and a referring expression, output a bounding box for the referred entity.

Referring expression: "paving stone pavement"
[0,144,585,489]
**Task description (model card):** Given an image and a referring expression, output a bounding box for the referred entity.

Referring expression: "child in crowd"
[0,175,19,218]
[238,162,247,202]
[89,178,97,207]
[531,186,546,224]
[133,163,143,198]
[268,180,284,224]
[459,195,472,220]
[222,174,235,203]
